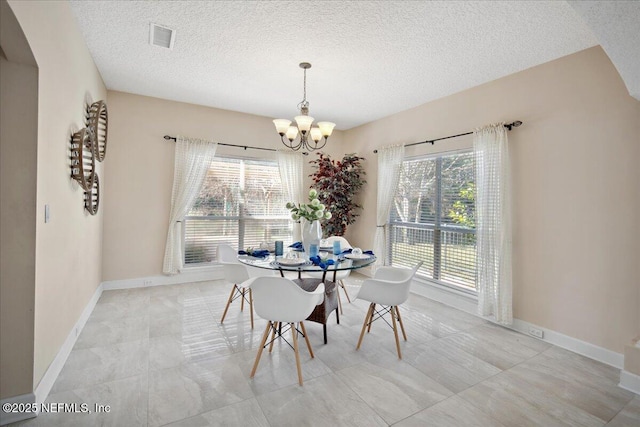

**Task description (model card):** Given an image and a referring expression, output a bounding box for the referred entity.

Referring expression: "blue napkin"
[289,242,303,250]
[309,255,335,270]
[238,249,270,258]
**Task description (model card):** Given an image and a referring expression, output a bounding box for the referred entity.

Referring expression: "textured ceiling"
[568,1,640,100]
[68,1,614,130]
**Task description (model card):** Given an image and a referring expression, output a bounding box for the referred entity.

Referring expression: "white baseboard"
[619,370,640,395]
[509,318,624,369]
[409,278,624,370]
[33,282,104,408]
[0,393,36,425]
[102,265,223,291]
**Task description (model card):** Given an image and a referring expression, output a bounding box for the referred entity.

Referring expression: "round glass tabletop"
[237,253,376,272]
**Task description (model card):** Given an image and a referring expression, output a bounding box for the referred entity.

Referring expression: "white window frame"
[388,148,477,294]
[182,155,292,266]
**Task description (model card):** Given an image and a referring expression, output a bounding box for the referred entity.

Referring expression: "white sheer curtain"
[277,150,305,241]
[474,123,512,325]
[162,136,218,274]
[373,144,405,269]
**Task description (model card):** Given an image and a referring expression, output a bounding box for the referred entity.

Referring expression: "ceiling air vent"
[149,23,175,49]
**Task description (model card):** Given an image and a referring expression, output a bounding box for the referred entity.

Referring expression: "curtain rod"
[163,135,308,155]
[372,121,523,153]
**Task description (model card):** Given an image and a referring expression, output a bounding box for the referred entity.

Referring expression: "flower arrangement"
[286,189,332,222]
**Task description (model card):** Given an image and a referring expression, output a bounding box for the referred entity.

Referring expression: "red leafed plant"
[309,152,366,237]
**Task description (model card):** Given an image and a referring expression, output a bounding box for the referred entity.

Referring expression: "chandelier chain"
[300,67,307,108]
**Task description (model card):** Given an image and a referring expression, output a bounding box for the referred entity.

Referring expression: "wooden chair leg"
[336,286,343,315]
[240,287,245,311]
[268,322,278,353]
[396,305,407,341]
[367,303,376,333]
[291,322,303,386]
[390,306,402,359]
[249,288,254,329]
[250,321,272,378]
[299,321,314,358]
[356,303,374,350]
[340,280,352,303]
[220,284,237,324]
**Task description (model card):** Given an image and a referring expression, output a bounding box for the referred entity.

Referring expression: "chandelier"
[273,62,336,151]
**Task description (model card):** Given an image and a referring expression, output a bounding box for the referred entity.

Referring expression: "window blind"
[388,151,477,290]
[183,157,292,265]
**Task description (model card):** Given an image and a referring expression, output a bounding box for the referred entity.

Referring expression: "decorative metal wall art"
[70,127,96,191]
[88,100,108,161]
[70,99,108,215]
[84,174,100,215]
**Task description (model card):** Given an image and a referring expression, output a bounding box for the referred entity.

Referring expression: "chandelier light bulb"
[273,119,291,136]
[285,125,299,141]
[317,122,336,138]
[310,127,322,143]
[294,115,314,133]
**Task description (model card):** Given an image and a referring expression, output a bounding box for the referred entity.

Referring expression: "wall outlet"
[528,327,544,339]
[143,279,153,286]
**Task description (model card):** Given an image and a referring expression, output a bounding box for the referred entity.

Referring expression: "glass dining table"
[237,252,376,344]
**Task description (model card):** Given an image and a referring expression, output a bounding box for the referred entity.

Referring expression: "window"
[388,150,477,291]
[183,156,292,265]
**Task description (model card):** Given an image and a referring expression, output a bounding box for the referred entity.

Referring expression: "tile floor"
[12,274,639,426]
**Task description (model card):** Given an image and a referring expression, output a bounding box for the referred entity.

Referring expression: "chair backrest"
[411,261,424,276]
[361,261,423,306]
[217,243,275,278]
[217,244,238,263]
[250,277,325,323]
[221,262,251,285]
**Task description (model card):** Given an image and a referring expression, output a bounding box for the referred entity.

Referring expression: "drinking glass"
[309,244,319,257]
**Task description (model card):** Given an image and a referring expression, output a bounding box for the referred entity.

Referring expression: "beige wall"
[7,0,107,389]
[345,46,640,354]
[103,91,345,281]
[0,0,38,399]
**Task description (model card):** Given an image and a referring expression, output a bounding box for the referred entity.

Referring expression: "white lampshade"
[310,127,322,142]
[317,122,336,137]
[285,125,299,141]
[294,115,314,133]
[273,119,291,135]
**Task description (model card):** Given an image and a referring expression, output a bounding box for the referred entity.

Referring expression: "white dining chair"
[355,261,423,359]
[217,244,260,329]
[306,235,353,314]
[249,276,325,386]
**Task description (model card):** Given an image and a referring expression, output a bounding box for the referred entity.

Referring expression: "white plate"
[276,258,307,266]
[345,254,372,260]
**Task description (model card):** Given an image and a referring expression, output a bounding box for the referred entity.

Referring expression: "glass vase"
[301,219,322,256]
